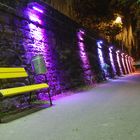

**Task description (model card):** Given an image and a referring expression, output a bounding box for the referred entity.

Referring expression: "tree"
[46,0,140,57]
[1,0,139,57]
[110,0,140,56]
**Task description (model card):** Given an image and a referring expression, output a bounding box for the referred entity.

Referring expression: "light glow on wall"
[121,53,127,74]
[128,56,133,72]
[25,4,61,98]
[116,50,123,75]
[27,10,45,52]
[28,13,42,24]
[130,57,135,72]
[77,29,92,84]
[32,6,44,13]
[125,55,131,74]
[97,41,103,48]
[109,47,116,76]
[97,41,107,77]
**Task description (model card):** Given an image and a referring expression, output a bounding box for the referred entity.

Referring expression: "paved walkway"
[0,71,140,140]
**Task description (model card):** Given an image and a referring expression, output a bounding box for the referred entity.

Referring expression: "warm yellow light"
[114,16,122,24]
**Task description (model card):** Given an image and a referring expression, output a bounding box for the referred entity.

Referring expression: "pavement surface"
[0,71,140,140]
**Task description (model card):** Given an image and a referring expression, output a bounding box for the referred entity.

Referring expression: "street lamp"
[114,16,122,24]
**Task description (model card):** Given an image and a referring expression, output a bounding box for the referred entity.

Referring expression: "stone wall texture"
[0,1,128,99]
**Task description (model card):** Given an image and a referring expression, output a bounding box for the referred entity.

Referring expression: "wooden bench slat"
[0,68,26,73]
[0,72,28,79]
[0,68,28,79]
[0,83,49,97]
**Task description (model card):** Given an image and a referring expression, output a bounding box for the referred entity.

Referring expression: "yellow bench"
[0,67,52,105]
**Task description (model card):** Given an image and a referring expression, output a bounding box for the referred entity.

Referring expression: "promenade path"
[0,71,140,140]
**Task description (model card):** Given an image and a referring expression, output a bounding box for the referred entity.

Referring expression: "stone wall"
[0,1,113,97]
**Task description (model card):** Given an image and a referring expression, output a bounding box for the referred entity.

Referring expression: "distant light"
[109,46,116,75]
[116,50,120,53]
[28,14,41,24]
[32,6,43,13]
[79,29,85,34]
[114,16,122,24]
[116,50,123,75]
[109,47,113,52]
[121,53,124,56]
[99,40,103,44]
[97,41,103,48]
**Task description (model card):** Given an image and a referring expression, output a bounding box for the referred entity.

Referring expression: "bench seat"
[0,67,52,106]
[0,83,49,97]
[0,67,28,79]
[0,67,52,122]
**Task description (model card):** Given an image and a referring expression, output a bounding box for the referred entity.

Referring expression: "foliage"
[1,0,139,56]
[71,0,124,37]
[72,0,139,55]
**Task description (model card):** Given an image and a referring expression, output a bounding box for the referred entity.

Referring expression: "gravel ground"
[0,71,140,140]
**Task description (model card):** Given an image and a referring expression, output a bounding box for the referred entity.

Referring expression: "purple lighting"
[77,29,93,84]
[116,51,123,75]
[116,50,120,53]
[109,47,116,75]
[97,41,103,49]
[32,6,44,13]
[130,57,135,72]
[25,8,45,61]
[97,41,108,77]
[77,30,84,41]
[25,5,55,99]
[128,56,133,72]
[121,53,127,74]
[28,11,42,24]
[125,55,131,74]
[25,4,63,97]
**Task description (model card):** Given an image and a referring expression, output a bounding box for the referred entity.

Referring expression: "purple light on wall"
[27,11,45,53]
[109,47,116,75]
[129,57,133,73]
[128,56,133,72]
[32,6,44,13]
[97,41,107,76]
[25,5,61,99]
[129,57,133,71]
[77,30,84,41]
[109,46,113,50]
[116,50,123,75]
[121,53,127,74]
[98,48,104,68]
[125,55,131,74]
[129,57,132,73]
[78,42,89,63]
[28,11,42,24]
[24,8,46,64]
[97,41,103,48]
[130,57,135,72]
[77,29,92,84]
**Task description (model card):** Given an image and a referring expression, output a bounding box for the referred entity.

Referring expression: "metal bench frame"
[0,67,52,115]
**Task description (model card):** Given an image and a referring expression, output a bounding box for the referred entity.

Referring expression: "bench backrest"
[0,67,28,79]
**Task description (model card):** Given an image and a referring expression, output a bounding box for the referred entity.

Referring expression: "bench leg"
[0,98,3,123]
[0,118,1,123]
[47,88,52,106]
[27,92,32,106]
